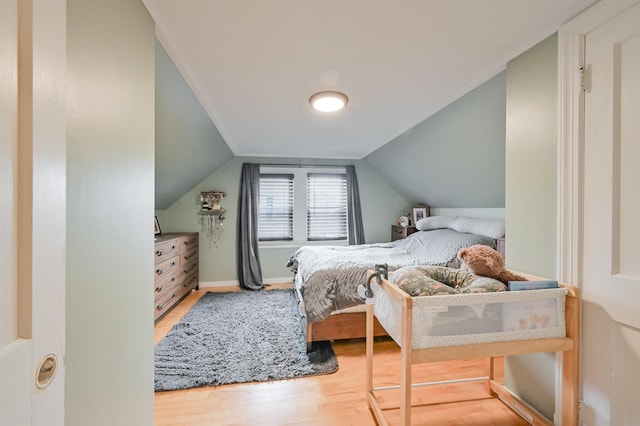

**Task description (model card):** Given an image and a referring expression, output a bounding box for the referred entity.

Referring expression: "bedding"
[287,228,497,323]
[390,265,507,296]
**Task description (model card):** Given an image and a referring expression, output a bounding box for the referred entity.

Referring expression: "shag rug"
[154,289,338,391]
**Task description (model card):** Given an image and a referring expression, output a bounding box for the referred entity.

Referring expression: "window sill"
[259,240,349,249]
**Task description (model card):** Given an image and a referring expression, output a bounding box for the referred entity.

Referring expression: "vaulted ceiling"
[143,0,596,160]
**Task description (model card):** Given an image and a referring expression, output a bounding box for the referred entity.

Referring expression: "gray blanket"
[298,267,370,323]
[288,229,496,323]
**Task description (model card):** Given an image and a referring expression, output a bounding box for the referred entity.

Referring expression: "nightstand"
[391,225,418,242]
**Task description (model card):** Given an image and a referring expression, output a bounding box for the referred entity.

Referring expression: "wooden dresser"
[154,232,199,322]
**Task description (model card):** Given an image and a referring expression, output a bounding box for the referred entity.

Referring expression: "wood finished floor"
[154,286,529,426]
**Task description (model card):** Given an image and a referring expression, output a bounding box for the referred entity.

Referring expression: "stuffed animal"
[457,244,527,284]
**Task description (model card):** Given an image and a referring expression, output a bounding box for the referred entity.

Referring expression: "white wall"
[504,33,558,420]
[160,157,409,283]
[66,0,155,424]
[364,72,506,208]
[155,40,233,210]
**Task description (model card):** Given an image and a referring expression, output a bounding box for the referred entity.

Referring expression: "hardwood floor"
[154,287,529,425]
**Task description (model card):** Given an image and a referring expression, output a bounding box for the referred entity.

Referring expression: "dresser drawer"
[181,246,198,263]
[155,254,178,277]
[178,233,199,250]
[154,288,180,320]
[155,240,178,262]
[180,272,199,292]
[180,258,199,282]
[154,268,179,299]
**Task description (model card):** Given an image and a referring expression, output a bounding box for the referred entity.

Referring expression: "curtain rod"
[259,163,353,168]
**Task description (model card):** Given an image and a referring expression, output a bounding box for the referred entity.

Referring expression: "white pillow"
[415,216,456,231]
[451,216,505,239]
[415,215,505,239]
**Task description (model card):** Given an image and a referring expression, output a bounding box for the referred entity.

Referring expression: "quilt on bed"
[288,229,497,323]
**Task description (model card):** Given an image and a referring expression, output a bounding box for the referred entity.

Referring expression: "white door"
[582,2,640,423]
[0,0,66,424]
[0,0,30,421]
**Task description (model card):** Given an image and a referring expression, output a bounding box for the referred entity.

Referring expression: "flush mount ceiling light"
[309,91,348,112]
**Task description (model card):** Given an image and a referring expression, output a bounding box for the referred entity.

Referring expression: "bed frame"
[307,309,387,343]
[365,275,580,425]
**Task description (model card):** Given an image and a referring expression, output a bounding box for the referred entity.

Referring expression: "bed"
[286,216,506,346]
[365,267,580,425]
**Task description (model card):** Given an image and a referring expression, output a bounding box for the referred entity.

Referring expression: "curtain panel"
[346,165,365,245]
[237,163,264,290]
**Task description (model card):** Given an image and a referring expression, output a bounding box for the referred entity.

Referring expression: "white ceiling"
[143,0,596,159]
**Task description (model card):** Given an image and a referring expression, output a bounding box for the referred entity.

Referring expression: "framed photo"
[398,215,410,227]
[412,205,430,225]
[154,216,162,236]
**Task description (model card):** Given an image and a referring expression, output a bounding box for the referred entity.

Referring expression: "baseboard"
[199,280,239,288]
[199,277,293,288]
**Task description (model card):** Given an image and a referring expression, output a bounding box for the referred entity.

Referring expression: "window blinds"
[307,173,348,241]
[258,174,294,241]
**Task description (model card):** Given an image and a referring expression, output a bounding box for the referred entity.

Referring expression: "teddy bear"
[457,244,527,284]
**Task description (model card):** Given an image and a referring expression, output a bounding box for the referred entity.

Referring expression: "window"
[307,174,347,241]
[258,167,348,244]
[258,174,294,241]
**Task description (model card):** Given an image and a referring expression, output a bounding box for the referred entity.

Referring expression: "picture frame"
[412,205,430,226]
[154,216,162,236]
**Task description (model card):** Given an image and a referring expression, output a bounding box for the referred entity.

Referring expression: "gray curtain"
[237,163,264,290]
[346,165,365,245]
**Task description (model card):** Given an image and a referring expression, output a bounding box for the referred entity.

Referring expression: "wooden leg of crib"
[400,297,413,426]
[563,289,580,425]
[366,304,374,395]
[484,357,497,396]
[366,304,389,426]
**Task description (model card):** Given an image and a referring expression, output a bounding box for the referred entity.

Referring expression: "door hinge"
[579,65,591,93]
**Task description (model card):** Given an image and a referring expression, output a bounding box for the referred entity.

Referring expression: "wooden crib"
[365,274,580,425]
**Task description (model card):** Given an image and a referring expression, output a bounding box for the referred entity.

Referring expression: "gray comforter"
[287,229,496,323]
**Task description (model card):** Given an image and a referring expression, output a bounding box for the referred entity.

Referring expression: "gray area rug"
[155,289,338,391]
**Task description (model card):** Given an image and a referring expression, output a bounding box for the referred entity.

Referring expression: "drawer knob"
[156,269,163,275]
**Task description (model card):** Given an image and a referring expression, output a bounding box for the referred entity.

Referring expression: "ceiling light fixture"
[309,91,348,112]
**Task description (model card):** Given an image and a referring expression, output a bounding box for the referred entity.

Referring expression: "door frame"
[557,0,640,422]
[558,0,640,284]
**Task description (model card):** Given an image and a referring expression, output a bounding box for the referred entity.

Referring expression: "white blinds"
[258,174,294,241]
[307,173,348,241]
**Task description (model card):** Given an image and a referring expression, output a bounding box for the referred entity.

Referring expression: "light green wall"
[364,72,506,208]
[155,40,234,210]
[160,157,409,282]
[504,33,558,420]
[66,0,155,424]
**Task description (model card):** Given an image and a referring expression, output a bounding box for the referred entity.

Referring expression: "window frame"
[258,166,349,247]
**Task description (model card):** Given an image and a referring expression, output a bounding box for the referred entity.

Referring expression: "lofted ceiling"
[143,0,597,160]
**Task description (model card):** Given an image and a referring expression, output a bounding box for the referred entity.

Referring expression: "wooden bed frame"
[307,309,386,343]
[365,276,580,426]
